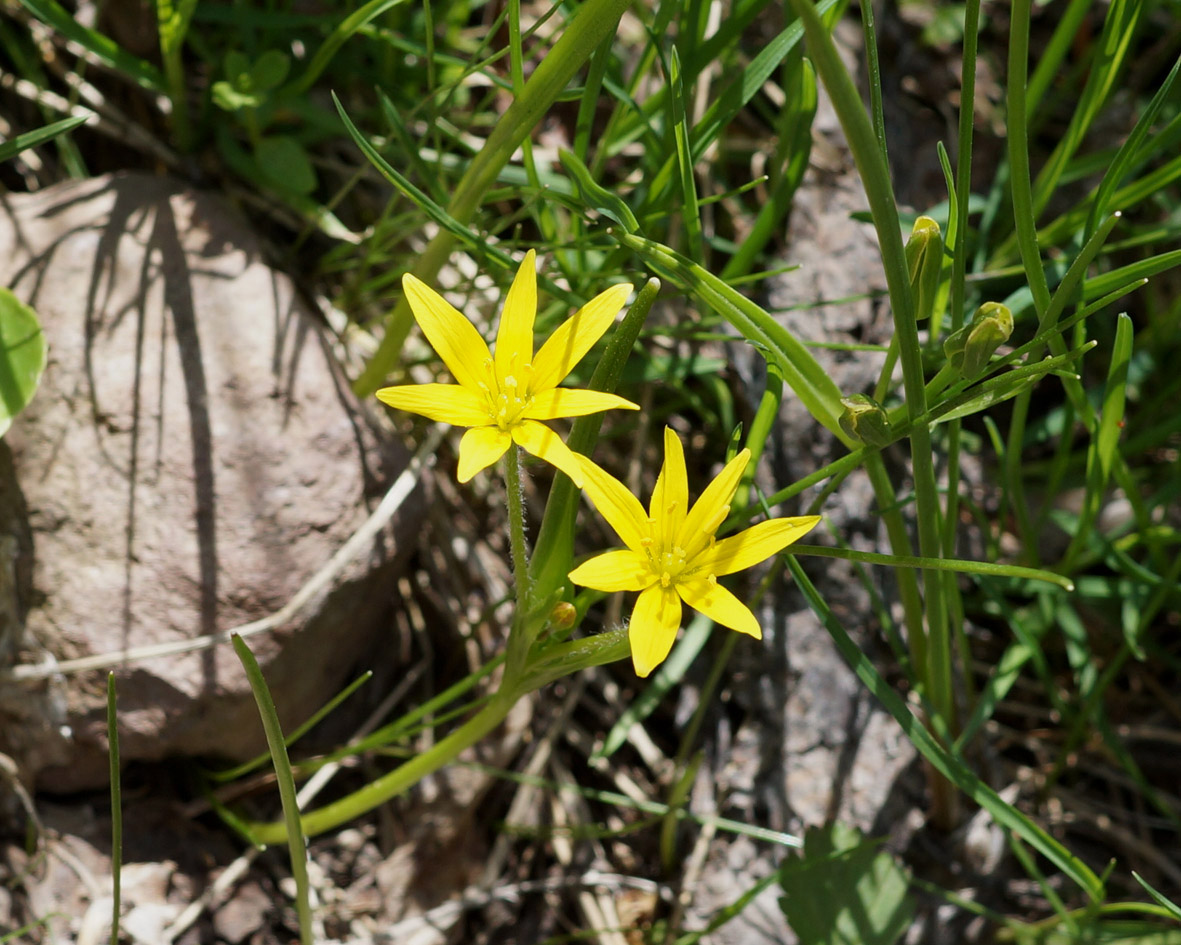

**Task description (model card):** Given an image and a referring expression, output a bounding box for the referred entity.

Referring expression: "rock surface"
[0,172,417,791]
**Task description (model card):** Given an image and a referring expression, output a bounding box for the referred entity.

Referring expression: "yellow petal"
[523,388,639,420]
[650,426,688,546]
[569,550,655,592]
[531,283,633,391]
[576,454,651,554]
[677,577,762,638]
[511,419,585,487]
[694,516,822,576]
[495,250,536,380]
[677,449,751,560]
[376,383,491,426]
[403,273,492,391]
[457,426,511,482]
[628,585,682,677]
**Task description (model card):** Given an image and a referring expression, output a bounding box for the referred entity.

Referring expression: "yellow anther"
[660,572,672,588]
[640,536,654,547]
[703,504,730,536]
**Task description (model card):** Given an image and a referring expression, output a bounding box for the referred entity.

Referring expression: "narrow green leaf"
[594,614,712,761]
[1087,54,1181,235]
[932,344,1094,425]
[668,45,703,259]
[1007,0,1051,319]
[290,0,412,94]
[640,0,840,211]
[1063,313,1133,570]
[18,0,163,90]
[209,672,373,783]
[231,635,314,943]
[529,278,659,598]
[1134,872,1181,921]
[792,544,1074,590]
[107,674,122,945]
[1030,0,1143,219]
[0,115,88,163]
[614,231,851,443]
[785,557,1104,899]
[1085,249,1181,300]
[334,94,511,266]
[558,149,639,230]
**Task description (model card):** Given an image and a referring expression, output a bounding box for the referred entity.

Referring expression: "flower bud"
[904,216,943,322]
[839,394,893,448]
[549,601,577,631]
[943,302,1013,379]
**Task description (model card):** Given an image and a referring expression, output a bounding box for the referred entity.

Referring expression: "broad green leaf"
[251,49,291,91]
[778,822,914,945]
[0,289,47,439]
[255,135,317,195]
[224,50,251,84]
[211,81,262,112]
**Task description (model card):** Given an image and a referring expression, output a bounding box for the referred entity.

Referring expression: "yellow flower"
[377,251,638,484]
[569,427,821,677]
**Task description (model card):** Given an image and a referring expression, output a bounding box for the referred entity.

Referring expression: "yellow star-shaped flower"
[570,427,821,677]
[377,251,639,484]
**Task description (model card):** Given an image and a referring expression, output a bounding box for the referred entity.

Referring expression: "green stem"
[505,444,531,595]
[789,0,954,822]
[162,48,192,153]
[353,0,631,395]
[504,443,534,677]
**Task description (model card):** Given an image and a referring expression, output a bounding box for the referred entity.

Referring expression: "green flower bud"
[904,215,943,322]
[549,601,577,631]
[839,394,893,448]
[943,302,1013,379]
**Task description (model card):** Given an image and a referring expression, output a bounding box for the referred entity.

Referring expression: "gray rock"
[0,172,418,791]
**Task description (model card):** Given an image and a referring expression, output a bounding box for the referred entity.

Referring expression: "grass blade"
[107,674,122,945]
[18,0,162,90]
[0,114,88,162]
[232,635,314,944]
[667,45,704,260]
[1062,313,1134,569]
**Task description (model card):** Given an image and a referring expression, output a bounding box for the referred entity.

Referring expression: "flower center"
[654,544,687,588]
[483,357,534,430]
